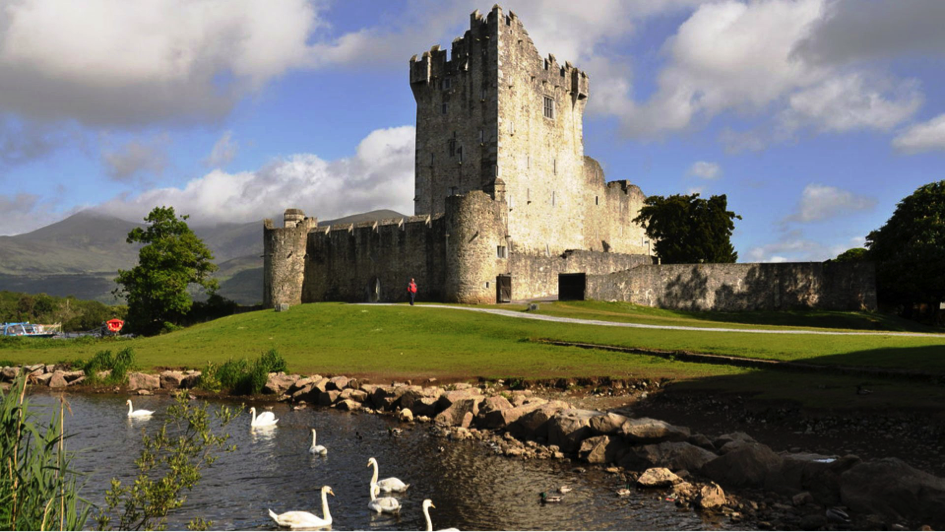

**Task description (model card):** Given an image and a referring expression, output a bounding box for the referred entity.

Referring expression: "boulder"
[291,383,318,403]
[62,370,85,382]
[589,412,630,435]
[460,411,474,429]
[48,371,69,388]
[637,467,681,488]
[160,371,185,390]
[33,373,54,386]
[434,397,480,427]
[839,457,945,524]
[1,366,18,382]
[688,433,716,452]
[45,364,56,374]
[702,440,783,488]
[713,431,755,449]
[339,388,369,404]
[506,400,567,441]
[412,397,441,417]
[287,376,316,395]
[68,376,85,386]
[398,387,442,412]
[548,409,600,453]
[764,453,857,504]
[317,390,341,406]
[327,375,349,391]
[180,371,201,389]
[264,372,298,395]
[399,408,414,422]
[437,388,483,410]
[335,399,361,412]
[312,377,331,394]
[697,482,727,509]
[127,372,160,391]
[578,435,626,464]
[29,366,45,377]
[620,417,690,444]
[619,441,718,473]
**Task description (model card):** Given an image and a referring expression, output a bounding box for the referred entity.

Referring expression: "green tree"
[115,207,218,335]
[833,247,868,263]
[632,193,741,264]
[866,180,945,312]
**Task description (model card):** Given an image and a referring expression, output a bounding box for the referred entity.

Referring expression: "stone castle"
[264,5,876,312]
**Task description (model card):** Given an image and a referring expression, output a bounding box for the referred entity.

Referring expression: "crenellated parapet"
[263,209,317,308]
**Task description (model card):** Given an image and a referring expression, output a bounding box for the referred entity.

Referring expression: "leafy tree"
[833,247,868,263]
[115,207,218,335]
[633,193,741,264]
[866,180,945,313]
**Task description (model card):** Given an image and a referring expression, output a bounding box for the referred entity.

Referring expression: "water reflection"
[26,391,743,531]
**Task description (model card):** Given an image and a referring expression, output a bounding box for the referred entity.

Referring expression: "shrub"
[81,347,136,385]
[197,349,287,396]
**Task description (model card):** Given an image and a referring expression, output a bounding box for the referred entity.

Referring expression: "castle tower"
[409,5,591,256]
[263,209,317,308]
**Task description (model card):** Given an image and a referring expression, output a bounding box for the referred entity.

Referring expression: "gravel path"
[365,303,945,338]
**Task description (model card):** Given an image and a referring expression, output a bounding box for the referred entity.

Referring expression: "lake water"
[27,391,742,530]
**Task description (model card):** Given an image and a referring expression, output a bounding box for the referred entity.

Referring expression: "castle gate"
[558,273,586,301]
[496,275,512,303]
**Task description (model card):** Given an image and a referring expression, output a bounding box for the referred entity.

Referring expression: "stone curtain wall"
[302,215,448,304]
[586,262,877,312]
[509,250,653,301]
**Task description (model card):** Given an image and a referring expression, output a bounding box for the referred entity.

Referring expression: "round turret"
[284,209,306,228]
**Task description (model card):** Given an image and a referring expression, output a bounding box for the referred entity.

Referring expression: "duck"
[826,507,851,524]
[558,485,572,494]
[539,492,563,504]
[309,429,327,455]
[422,499,460,531]
[126,399,153,418]
[249,406,278,428]
[368,482,401,514]
[616,484,632,497]
[367,457,409,492]
[268,485,334,529]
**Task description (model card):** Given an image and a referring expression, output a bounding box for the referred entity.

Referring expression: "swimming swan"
[367,457,409,492]
[268,485,334,529]
[422,499,460,531]
[126,399,153,418]
[309,429,327,455]
[249,406,278,428]
[368,482,401,514]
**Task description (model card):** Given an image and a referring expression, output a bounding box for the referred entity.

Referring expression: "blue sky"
[1,0,944,263]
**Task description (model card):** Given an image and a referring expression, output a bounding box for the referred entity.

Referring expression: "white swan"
[268,485,334,529]
[126,399,153,418]
[422,499,460,531]
[367,457,409,492]
[368,482,401,514]
[249,406,278,428]
[309,429,327,455]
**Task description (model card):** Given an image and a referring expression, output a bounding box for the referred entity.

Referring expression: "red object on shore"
[106,319,124,333]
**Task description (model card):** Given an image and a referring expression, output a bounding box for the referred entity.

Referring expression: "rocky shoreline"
[5,364,944,531]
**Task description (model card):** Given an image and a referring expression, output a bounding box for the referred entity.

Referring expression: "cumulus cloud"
[688,161,721,180]
[204,131,239,168]
[745,230,849,263]
[0,0,322,127]
[892,113,945,154]
[785,184,876,223]
[101,135,169,182]
[96,126,415,225]
[0,192,75,235]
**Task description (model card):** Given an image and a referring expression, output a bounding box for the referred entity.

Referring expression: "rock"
[45,364,55,374]
[29,366,45,377]
[399,408,414,422]
[452,383,472,390]
[713,431,755,449]
[291,383,318,403]
[506,400,567,441]
[460,411,474,429]
[792,491,813,506]
[1,366,18,382]
[548,409,600,453]
[620,417,691,444]
[697,482,726,509]
[398,387,442,413]
[435,398,480,427]
[840,457,945,524]
[589,412,630,435]
[335,399,360,411]
[798,514,827,530]
[637,467,681,488]
[127,372,160,391]
[702,440,783,488]
[767,453,860,505]
[339,388,369,404]
[62,370,85,382]
[327,375,349,391]
[48,371,69,388]
[180,371,201,389]
[688,433,717,452]
[264,372,298,395]
[578,435,626,464]
[160,371,185,390]
[437,388,484,410]
[33,373,54,386]
[287,376,315,395]
[312,377,331,394]
[317,390,341,406]
[68,376,85,386]
[619,441,718,473]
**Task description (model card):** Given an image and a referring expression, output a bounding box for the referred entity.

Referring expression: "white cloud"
[204,131,239,168]
[688,161,721,180]
[781,73,921,133]
[786,184,876,223]
[745,232,848,263]
[0,0,322,127]
[101,135,169,182]
[96,126,416,225]
[0,192,76,235]
[892,113,945,154]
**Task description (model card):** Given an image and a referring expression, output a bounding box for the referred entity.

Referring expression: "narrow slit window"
[457,146,464,163]
[448,138,456,157]
[441,103,448,114]
[478,129,484,143]
[595,196,599,206]
[552,191,556,207]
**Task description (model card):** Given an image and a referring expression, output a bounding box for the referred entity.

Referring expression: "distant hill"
[0,209,405,305]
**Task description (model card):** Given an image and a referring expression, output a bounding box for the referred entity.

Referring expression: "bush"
[81,347,136,385]
[197,349,287,396]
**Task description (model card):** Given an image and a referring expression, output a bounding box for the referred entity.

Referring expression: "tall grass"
[198,349,287,395]
[78,347,136,385]
[0,373,91,530]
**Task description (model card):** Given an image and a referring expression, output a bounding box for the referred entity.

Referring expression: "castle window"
[543,96,555,119]
[478,129,484,143]
[508,121,515,135]
[553,158,557,175]
[527,188,531,203]
[595,196,599,206]
[481,88,487,101]
[497,245,507,259]
[449,186,458,195]
[448,138,456,157]
[457,146,464,163]
[441,103,448,114]
[430,153,434,165]
[552,191,556,207]
[442,78,452,90]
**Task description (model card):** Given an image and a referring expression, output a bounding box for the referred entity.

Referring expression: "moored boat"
[1,322,62,338]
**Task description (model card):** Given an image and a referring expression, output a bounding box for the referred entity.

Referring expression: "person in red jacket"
[407,278,417,305]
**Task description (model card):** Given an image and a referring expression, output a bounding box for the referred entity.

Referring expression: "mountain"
[0,209,405,304]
